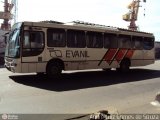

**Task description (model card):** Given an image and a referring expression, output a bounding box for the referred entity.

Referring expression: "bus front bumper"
[4,58,17,73]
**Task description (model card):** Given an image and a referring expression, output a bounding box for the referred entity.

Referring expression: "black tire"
[103,68,111,71]
[119,60,130,73]
[46,62,62,78]
[37,72,44,77]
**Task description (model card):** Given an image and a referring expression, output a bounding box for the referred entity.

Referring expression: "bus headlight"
[11,60,17,67]
[11,62,17,66]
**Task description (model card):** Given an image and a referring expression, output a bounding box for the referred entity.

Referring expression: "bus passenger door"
[21,30,45,73]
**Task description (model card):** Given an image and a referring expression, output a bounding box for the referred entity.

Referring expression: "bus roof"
[21,20,154,37]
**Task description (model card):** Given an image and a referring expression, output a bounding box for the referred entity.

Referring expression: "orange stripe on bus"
[115,49,127,63]
[125,49,134,58]
[104,49,117,64]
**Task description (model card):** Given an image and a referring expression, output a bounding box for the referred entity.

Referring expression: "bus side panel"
[131,50,144,66]
[64,48,87,70]
[46,48,87,71]
[37,62,46,73]
[142,49,155,65]
[86,48,118,69]
[21,56,47,73]
[21,63,36,73]
[21,57,38,73]
[21,63,29,73]
[131,49,155,66]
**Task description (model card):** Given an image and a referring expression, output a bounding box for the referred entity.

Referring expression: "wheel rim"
[50,66,60,75]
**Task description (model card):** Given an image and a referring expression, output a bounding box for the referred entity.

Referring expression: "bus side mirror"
[3,32,9,44]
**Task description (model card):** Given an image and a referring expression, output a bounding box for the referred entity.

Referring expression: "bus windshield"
[5,23,22,58]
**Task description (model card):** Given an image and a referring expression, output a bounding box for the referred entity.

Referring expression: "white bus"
[4,21,155,76]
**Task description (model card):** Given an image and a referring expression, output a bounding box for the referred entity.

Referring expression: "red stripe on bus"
[125,49,134,59]
[115,49,127,63]
[104,49,117,64]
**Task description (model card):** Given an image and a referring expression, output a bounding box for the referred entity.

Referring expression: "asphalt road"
[0,61,160,116]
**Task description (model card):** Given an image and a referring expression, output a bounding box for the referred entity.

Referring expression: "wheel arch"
[46,58,65,72]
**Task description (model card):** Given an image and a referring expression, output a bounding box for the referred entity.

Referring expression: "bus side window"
[22,31,44,57]
[86,32,103,48]
[118,35,131,48]
[30,32,44,49]
[143,37,154,50]
[67,30,85,48]
[47,28,66,47]
[132,36,143,49]
[23,31,30,48]
[104,33,117,48]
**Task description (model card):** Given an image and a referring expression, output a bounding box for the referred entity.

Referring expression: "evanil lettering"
[66,50,89,58]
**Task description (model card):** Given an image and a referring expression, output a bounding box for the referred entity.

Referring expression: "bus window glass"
[132,36,143,49]
[47,29,66,47]
[30,32,44,49]
[87,32,103,48]
[23,31,30,48]
[143,37,154,50]
[67,30,85,48]
[22,31,44,57]
[104,33,117,48]
[7,29,20,58]
[118,35,131,48]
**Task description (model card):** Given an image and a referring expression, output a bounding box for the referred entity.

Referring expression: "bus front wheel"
[46,62,62,77]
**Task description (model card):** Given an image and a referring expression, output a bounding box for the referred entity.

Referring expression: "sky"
[0,0,160,41]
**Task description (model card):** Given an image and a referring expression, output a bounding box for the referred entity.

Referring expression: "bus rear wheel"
[102,68,111,71]
[117,59,130,73]
[46,62,62,78]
